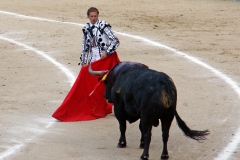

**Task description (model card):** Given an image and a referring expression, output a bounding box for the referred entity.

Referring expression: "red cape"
[52,52,120,122]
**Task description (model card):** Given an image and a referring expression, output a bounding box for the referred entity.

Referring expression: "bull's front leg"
[117,120,127,148]
[139,120,145,149]
[113,102,127,148]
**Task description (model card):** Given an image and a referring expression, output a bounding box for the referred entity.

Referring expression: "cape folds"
[52,52,120,122]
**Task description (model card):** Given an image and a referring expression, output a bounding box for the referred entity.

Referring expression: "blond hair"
[87,7,99,16]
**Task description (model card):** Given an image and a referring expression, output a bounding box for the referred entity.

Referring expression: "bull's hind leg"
[160,115,174,159]
[140,119,152,160]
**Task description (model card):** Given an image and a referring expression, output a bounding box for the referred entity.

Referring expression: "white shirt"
[80,20,120,65]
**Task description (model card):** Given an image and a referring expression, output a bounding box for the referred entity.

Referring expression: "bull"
[89,62,209,160]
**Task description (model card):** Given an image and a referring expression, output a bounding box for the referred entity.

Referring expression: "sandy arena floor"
[0,0,240,160]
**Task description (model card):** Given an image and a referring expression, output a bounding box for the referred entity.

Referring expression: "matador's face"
[88,12,98,24]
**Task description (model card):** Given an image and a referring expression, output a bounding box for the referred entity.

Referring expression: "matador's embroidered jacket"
[80,20,120,65]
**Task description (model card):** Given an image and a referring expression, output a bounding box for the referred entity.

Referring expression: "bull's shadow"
[89,61,210,160]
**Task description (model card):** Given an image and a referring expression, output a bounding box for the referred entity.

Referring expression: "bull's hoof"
[161,154,169,159]
[140,155,148,160]
[117,142,126,148]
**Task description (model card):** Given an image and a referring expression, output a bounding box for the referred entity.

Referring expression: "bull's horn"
[88,63,108,76]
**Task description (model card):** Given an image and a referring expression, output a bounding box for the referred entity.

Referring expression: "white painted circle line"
[116,32,240,96]
[1,10,240,160]
[0,36,75,159]
[0,144,23,159]
[0,10,83,26]
[0,36,76,86]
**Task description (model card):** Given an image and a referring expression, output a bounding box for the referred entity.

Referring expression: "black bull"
[89,62,209,160]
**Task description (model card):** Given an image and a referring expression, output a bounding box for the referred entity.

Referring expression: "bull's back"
[131,70,177,113]
[111,63,176,118]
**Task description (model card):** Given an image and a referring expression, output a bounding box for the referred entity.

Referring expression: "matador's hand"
[101,52,108,59]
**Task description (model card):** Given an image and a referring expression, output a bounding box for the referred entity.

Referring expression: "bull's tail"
[174,110,210,142]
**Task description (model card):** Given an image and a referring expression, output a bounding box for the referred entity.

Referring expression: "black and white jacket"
[80,20,120,65]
